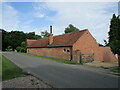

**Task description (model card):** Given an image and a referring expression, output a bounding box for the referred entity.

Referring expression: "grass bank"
[2,55,26,81]
[111,68,120,73]
[20,52,82,65]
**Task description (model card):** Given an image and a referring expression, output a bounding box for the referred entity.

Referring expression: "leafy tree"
[108,14,119,42]
[34,35,42,40]
[1,29,8,51]
[41,30,49,38]
[21,41,28,52]
[26,32,41,40]
[1,29,42,51]
[16,46,23,52]
[64,24,79,34]
[108,14,120,67]
[109,14,120,54]
[26,32,35,39]
[5,31,26,51]
[21,41,26,48]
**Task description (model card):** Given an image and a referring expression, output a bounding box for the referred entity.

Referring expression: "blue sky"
[1,1,118,44]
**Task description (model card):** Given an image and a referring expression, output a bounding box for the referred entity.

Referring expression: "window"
[63,49,66,52]
[63,48,70,52]
[67,50,70,52]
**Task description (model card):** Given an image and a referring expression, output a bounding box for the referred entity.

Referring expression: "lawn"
[2,55,26,81]
[20,52,82,65]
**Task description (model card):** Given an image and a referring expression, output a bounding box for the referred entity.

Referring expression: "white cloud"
[2,3,36,33]
[2,3,20,31]
[36,2,117,44]
[33,2,47,18]
[35,13,45,18]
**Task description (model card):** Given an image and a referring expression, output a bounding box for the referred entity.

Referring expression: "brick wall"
[27,47,72,60]
[99,47,117,62]
[72,50,81,63]
[73,30,102,61]
[72,30,117,62]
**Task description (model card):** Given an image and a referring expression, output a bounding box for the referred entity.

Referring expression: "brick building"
[27,29,117,63]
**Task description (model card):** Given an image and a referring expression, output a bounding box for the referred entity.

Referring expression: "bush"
[16,46,23,52]
[16,43,26,52]
[6,46,12,51]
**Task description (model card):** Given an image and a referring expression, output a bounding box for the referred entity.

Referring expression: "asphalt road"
[3,52,119,88]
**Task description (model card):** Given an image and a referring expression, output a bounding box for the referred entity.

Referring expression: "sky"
[0,1,118,44]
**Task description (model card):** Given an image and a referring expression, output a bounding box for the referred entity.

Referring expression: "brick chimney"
[49,26,53,45]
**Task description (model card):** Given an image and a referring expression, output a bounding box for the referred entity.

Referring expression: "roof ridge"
[27,29,89,48]
[53,29,88,37]
[32,29,88,41]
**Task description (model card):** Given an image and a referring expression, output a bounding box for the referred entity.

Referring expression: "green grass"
[20,52,82,65]
[111,68,120,73]
[2,55,26,81]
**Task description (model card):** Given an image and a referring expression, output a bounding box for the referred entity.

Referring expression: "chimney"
[49,25,53,45]
[50,25,52,33]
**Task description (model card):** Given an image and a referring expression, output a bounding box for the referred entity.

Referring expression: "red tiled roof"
[27,30,88,48]
[27,39,37,46]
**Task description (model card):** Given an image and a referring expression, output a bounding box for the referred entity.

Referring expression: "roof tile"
[27,30,88,48]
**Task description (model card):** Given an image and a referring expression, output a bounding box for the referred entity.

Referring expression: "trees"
[21,41,27,52]
[1,29,8,51]
[108,14,120,67]
[64,24,79,34]
[2,30,42,51]
[41,30,49,38]
[109,14,120,54]
[34,35,42,40]
[16,46,23,52]
[16,41,27,52]
[26,32,41,40]
[4,31,26,51]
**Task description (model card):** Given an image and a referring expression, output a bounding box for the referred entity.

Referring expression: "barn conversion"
[27,29,117,63]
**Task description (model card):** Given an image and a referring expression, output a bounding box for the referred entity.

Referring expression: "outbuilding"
[27,29,117,63]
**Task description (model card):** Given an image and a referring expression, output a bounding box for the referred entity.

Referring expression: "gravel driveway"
[2,75,52,88]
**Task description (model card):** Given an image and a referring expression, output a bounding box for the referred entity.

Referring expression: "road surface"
[3,52,119,88]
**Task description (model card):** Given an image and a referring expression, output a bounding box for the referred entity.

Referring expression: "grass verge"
[2,55,26,81]
[20,52,82,65]
[111,68,120,73]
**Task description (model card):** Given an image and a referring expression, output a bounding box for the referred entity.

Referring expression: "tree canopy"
[2,30,41,51]
[1,29,8,51]
[64,24,79,34]
[108,14,120,55]
[41,30,49,38]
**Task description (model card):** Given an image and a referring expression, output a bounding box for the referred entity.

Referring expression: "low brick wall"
[99,47,118,62]
[27,47,72,60]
